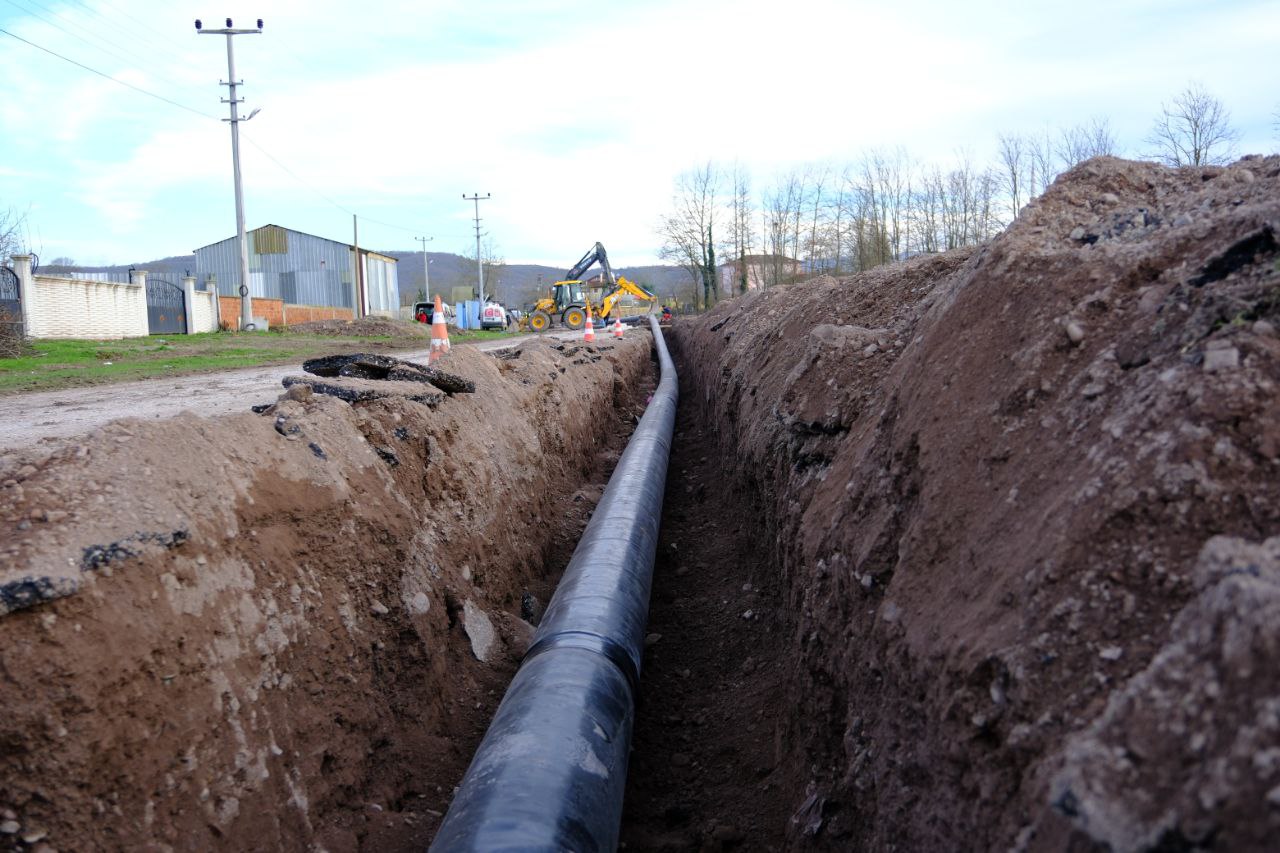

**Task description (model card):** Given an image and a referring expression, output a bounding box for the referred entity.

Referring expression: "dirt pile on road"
[675,155,1280,850]
[290,316,427,339]
[0,335,653,850]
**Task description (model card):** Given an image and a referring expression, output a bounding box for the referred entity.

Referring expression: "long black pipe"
[430,317,677,852]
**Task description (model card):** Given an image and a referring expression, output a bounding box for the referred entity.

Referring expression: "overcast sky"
[1,0,1276,267]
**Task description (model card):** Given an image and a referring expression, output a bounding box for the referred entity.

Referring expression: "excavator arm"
[564,242,617,287]
[598,276,656,319]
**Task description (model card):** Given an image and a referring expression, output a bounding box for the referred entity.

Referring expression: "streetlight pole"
[463,193,490,305]
[415,236,433,300]
[196,17,263,331]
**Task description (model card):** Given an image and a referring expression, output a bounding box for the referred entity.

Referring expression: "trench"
[615,357,797,851]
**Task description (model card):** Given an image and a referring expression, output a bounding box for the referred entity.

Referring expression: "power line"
[1,0,177,85]
[58,0,199,68]
[239,131,353,215]
[0,26,218,120]
[2,25,440,244]
[92,0,202,57]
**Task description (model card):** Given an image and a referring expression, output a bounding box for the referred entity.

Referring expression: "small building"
[194,224,399,319]
[718,254,803,294]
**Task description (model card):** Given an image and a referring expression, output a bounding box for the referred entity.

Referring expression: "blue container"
[456,300,481,329]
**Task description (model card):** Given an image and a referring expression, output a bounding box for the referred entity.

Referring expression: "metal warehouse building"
[194,224,399,318]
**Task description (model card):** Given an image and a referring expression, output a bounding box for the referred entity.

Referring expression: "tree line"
[660,82,1264,309]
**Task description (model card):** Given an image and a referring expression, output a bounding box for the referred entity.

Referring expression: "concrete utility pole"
[463,193,490,305]
[352,214,363,317]
[415,236,433,300]
[196,17,263,331]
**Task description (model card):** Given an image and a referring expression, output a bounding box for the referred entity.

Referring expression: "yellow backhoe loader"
[524,242,656,332]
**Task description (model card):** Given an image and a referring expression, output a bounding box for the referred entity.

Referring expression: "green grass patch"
[0,329,431,395]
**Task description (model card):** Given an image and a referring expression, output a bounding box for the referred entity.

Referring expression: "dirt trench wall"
[674,156,1280,850]
[0,336,652,851]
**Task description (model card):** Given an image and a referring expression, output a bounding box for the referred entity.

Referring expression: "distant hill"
[39,255,197,278]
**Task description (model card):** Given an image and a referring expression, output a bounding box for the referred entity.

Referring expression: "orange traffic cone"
[583,306,595,343]
[612,317,624,339]
[429,294,450,364]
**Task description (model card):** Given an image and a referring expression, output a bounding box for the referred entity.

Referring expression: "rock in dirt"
[520,592,543,624]
[808,324,886,350]
[1065,321,1085,345]
[1202,346,1239,372]
[463,599,496,662]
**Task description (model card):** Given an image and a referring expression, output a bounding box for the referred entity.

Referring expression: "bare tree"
[912,166,944,255]
[1,207,25,262]
[997,133,1026,221]
[1057,117,1118,169]
[1027,127,1057,197]
[728,162,754,295]
[803,165,829,274]
[1147,82,1240,167]
[658,162,721,310]
[763,171,803,287]
[455,236,504,301]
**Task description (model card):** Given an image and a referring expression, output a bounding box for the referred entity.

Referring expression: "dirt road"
[0,331,582,454]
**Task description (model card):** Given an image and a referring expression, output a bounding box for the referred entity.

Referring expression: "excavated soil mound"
[675,156,1280,850]
[0,335,654,850]
[289,317,428,339]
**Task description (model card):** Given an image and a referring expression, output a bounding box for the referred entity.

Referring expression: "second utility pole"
[463,193,490,305]
[415,235,433,300]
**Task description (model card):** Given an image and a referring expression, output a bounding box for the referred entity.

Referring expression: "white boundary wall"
[27,275,148,340]
[7,257,218,339]
[191,289,217,333]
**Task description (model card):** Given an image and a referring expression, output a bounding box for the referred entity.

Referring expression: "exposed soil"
[0,334,654,851]
[668,155,1280,850]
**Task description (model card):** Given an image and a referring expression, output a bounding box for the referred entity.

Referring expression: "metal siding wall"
[366,256,397,313]
[195,229,355,307]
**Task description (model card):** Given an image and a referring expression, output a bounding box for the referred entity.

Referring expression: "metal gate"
[146,277,186,334]
[0,266,21,348]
